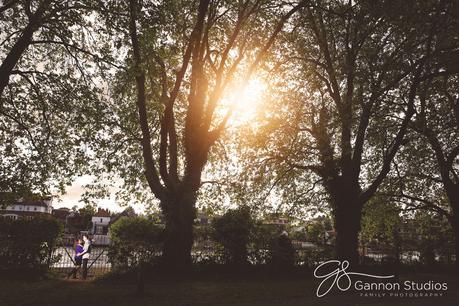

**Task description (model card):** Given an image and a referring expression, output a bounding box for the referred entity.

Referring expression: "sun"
[221,77,267,126]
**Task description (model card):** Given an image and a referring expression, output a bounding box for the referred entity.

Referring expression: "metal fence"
[49,238,456,278]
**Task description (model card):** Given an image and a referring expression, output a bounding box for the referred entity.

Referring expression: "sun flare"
[221,77,267,126]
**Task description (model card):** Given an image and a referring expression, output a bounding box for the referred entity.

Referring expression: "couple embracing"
[67,235,91,280]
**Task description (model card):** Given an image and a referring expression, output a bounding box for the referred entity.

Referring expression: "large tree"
[384,0,459,267]
[415,75,459,267]
[228,0,451,265]
[391,74,459,269]
[92,0,306,269]
[288,0,453,265]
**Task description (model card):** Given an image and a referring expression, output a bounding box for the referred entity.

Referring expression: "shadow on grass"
[1,265,458,306]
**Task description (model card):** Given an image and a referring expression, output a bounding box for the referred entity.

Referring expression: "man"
[78,235,91,280]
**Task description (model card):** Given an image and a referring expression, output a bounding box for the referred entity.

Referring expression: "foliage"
[204,0,459,263]
[361,195,402,249]
[108,216,163,271]
[1,0,458,269]
[0,215,62,272]
[0,0,115,200]
[78,0,308,267]
[388,73,459,258]
[212,206,255,265]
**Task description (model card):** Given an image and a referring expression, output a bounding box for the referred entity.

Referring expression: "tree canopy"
[1,0,458,268]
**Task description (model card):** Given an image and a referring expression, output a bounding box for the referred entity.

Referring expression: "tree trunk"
[454,225,459,273]
[329,179,363,267]
[161,194,196,271]
[334,204,362,266]
[446,191,459,274]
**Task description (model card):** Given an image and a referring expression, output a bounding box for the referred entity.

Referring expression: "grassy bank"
[0,271,457,306]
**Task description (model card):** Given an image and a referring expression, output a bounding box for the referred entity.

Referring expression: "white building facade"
[1,197,53,219]
[91,208,111,235]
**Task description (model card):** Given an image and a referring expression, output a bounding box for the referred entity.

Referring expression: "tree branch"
[128,0,166,199]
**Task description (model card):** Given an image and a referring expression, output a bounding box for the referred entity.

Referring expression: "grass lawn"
[0,272,458,306]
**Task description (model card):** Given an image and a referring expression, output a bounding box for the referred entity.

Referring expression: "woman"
[67,238,83,279]
[78,235,91,280]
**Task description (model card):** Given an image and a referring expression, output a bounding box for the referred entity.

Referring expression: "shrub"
[212,206,255,266]
[0,215,62,272]
[108,216,163,271]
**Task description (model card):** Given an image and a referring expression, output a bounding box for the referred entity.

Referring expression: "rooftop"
[12,200,50,208]
[93,208,111,218]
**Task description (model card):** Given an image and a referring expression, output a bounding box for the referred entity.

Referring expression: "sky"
[54,176,145,214]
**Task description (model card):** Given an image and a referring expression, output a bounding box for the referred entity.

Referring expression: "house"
[89,208,111,245]
[0,197,53,220]
[92,207,139,246]
[92,208,111,235]
[261,213,291,234]
[263,213,290,226]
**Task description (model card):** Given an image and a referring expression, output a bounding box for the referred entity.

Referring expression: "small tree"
[109,216,163,269]
[108,216,163,293]
[212,206,254,266]
[361,195,402,261]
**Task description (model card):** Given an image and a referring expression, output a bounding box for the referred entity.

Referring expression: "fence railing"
[49,237,456,279]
